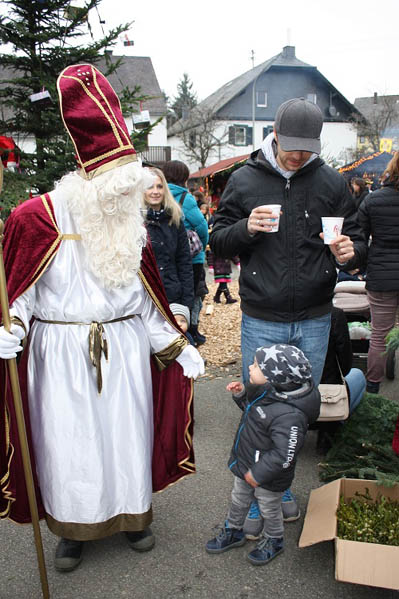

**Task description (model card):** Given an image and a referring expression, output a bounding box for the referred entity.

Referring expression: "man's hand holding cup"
[247,205,281,235]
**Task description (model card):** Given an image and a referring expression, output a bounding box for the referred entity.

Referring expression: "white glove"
[176,344,205,379]
[0,324,25,359]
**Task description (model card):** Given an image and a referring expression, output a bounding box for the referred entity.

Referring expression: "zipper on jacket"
[230,391,267,468]
[285,178,295,314]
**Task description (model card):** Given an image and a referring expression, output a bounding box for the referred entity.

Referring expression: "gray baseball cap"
[274,98,323,154]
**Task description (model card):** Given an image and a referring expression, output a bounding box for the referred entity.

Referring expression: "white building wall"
[169,119,358,172]
[320,122,357,166]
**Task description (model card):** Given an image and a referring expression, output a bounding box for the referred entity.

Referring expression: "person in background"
[210,97,366,523]
[207,252,239,304]
[205,344,320,566]
[358,152,399,394]
[143,167,194,310]
[316,306,366,453]
[193,190,205,207]
[169,303,195,346]
[351,177,369,210]
[162,160,209,346]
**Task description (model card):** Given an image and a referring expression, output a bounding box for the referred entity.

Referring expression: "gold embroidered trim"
[61,233,81,240]
[81,154,138,180]
[152,336,188,371]
[46,508,152,541]
[92,67,132,147]
[9,316,26,336]
[0,372,16,518]
[31,195,62,281]
[61,73,123,148]
[138,269,195,477]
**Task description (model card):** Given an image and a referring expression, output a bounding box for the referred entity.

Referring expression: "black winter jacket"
[228,382,320,492]
[146,209,194,308]
[210,150,367,322]
[320,307,352,384]
[357,183,399,292]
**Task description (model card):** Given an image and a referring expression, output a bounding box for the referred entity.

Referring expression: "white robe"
[11,189,180,530]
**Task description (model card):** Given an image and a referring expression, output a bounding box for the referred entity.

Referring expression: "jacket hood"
[245,381,320,424]
[245,148,324,178]
[168,183,187,198]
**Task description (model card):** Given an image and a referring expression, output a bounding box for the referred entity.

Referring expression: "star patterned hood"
[255,344,312,391]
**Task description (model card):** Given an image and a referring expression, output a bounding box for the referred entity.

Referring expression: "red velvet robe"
[0,194,195,523]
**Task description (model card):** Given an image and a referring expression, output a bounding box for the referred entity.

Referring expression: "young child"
[205,344,320,566]
[169,303,195,346]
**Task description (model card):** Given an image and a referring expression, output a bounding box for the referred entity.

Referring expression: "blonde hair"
[143,167,182,227]
[382,152,399,190]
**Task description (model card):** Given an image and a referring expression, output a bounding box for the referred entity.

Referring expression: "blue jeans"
[345,368,366,413]
[241,313,331,386]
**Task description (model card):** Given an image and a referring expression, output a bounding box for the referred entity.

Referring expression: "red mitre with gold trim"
[57,64,137,179]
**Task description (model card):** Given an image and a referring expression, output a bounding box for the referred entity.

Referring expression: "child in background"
[207,251,239,304]
[169,303,195,346]
[205,344,320,566]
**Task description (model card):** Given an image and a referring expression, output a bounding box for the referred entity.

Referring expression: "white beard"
[56,162,150,289]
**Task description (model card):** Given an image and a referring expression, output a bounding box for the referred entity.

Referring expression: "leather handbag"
[317,359,349,422]
[178,192,203,258]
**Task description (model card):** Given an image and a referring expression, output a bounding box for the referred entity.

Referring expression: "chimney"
[282,46,295,59]
[373,92,378,104]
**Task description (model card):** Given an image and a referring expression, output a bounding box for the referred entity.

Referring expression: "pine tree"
[0,0,153,209]
[171,73,197,122]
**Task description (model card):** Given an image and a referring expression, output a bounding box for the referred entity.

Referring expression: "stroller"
[332,280,395,379]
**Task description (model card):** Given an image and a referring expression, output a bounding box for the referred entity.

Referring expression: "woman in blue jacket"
[162,160,209,345]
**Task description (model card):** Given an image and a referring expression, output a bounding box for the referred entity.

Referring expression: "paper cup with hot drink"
[321,217,344,244]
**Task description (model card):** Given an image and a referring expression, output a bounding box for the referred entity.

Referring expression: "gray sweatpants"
[227,476,284,538]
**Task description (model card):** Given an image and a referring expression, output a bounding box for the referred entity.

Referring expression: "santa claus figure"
[0,64,203,572]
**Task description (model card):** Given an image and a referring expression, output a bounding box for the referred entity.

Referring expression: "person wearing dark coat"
[205,344,320,567]
[357,152,399,394]
[316,306,366,452]
[351,177,369,210]
[144,167,194,309]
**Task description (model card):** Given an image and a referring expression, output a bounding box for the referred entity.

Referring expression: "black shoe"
[194,331,206,345]
[125,527,155,552]
[213,292,222,303]
[366,381,380,394]
[54,538,84,572]
[223,290,237,304]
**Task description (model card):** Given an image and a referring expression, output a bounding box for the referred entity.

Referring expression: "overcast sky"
[90,0,398,104]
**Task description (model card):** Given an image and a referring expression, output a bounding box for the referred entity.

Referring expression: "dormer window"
[256,91,267,107]
[307,93,317,104]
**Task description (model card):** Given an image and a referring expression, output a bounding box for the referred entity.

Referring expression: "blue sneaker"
[243,500,264,540]
[282,488,300,522]
[247,535,284,566]
[205,523,246,554]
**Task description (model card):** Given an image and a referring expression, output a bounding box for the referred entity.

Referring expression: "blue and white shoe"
[243,500,264,540]
[247,534,284,566]
[282,488,300,522]
[205,522,246,554]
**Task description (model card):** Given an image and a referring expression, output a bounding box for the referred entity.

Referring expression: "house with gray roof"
[0,55,170,165]
[168,45,360,171]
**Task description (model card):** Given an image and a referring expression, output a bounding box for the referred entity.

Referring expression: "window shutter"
[246,126,253,146]
[228,126,235,145]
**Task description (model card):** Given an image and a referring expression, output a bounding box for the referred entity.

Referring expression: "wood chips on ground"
[197,280,242,374]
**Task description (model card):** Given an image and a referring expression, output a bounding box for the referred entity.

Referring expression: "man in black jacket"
[210,98,366,520]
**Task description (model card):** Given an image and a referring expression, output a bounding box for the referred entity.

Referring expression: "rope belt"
[35,314,136,394]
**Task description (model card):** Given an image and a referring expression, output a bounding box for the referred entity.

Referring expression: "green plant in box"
[337,489,399,546]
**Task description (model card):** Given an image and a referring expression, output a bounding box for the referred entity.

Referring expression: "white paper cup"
[321,217,344,244]
[263,204,281,233]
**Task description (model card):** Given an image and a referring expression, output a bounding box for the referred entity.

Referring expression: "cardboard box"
[299,478,399,590]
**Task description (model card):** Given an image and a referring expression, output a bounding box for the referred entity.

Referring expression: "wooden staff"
[0,220,50,599]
